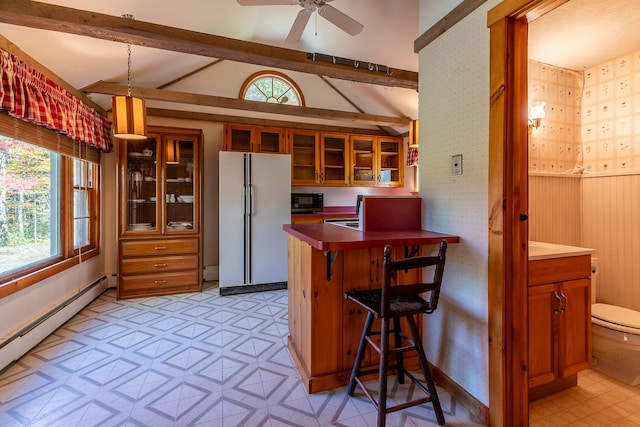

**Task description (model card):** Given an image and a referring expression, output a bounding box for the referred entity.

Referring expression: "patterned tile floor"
[0,283,484,427]
[529,368,640,426]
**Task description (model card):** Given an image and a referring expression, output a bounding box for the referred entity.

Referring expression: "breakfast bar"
[283,222,459,393]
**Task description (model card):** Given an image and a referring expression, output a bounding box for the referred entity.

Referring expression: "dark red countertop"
[283,223,460,251]
[290,206,358,221]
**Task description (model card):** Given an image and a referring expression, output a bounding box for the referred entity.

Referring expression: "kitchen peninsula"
[283,222,459,393]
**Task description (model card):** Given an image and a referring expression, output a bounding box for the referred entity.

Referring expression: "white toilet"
[590,257,640,386]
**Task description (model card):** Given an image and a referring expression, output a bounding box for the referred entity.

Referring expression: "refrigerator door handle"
[249,185,256,215]
[243,185,248,216]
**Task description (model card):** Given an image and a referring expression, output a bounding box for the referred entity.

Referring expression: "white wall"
[417,0,501,407]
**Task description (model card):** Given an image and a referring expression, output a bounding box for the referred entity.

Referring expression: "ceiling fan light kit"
[237,0,363,43]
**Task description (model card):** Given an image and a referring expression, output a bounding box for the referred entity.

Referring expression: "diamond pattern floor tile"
[0,285,486,427]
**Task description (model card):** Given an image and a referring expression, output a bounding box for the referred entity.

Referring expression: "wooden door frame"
[487,0,569,425]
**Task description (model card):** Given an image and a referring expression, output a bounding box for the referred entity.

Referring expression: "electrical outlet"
[452,154,463,176]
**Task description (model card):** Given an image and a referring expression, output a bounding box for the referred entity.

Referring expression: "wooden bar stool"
[344,241,448,427]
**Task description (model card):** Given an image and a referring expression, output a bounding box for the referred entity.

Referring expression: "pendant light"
[112,14,147,140]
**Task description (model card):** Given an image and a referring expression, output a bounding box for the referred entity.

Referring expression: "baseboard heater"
[0,275,109,372]
[219,281,287,296]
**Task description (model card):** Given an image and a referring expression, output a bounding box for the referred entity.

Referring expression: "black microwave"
[291,193,323,213]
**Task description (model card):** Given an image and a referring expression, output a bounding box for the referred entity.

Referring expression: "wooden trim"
[488,0,565,425]
[488,18,508,427]
[0,1,417,90]
[432,365,489,425]
[414,0,488,53]
[86,81,410,128]
[146,108,393,136]
[487,0,568,26]
[0,258,78,299]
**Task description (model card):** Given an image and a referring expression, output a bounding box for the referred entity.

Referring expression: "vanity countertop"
[528,241,595,261]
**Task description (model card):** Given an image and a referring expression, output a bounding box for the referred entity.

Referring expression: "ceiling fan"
[237,0,364,44]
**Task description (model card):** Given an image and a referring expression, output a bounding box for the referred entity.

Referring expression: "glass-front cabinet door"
[163,136,197,233]
[321,133,349,185]
[123,135,160,233]
[376,136,403,187]
[289,129,319,185]
[350,135,375,186]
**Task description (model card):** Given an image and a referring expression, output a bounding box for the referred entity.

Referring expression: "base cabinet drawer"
[120,238,199,257]
[121,255,199,275]
[119,271,200,298]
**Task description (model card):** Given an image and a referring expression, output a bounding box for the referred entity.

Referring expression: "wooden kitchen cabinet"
[224,123,286,153]
[376,136,403,187]
[289,129,320,185]
[320,133,349,186]
[290,130,349,186]
[118,125,203,300]
[234,122,404,187]
[350,135,376,186]
[528,255,591,399]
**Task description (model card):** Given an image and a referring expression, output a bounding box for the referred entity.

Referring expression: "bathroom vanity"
[528,241,595,400]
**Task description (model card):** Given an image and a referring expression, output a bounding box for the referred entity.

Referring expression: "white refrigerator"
[218,151,291,294]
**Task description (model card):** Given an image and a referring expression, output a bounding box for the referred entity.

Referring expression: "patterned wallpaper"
[528,60,583,174]
[530,48,640,176]
[582,50,640,175]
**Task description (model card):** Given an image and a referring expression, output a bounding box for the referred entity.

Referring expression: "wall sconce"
[166,139,180,164]
[409,119,419,148]
[528,101,546,131]
[112,14,147,140]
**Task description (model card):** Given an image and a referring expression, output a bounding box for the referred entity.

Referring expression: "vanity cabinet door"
[528,283,558,388]
[528,275,591,393]
[559,278,591,377]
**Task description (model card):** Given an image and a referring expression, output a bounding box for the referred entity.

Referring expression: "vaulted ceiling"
[0,0,420,136]
[1,0,637,138]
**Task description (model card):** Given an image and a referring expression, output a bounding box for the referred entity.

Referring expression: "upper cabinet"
[376,136,403,187]
[320,133,349,186]
[289,129,320,185]
[224,123,286,153]
[230,123,404,187]
[350,135,376,187]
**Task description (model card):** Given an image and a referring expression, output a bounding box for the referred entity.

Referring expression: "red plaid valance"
[407,146,418,167]
[0,50,112,152]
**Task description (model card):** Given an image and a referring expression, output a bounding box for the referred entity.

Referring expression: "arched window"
[240,71,305,106]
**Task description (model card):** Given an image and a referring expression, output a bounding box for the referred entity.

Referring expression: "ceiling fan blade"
[317,4,364,36]
[237,0,298,5]
[286,9,312,44]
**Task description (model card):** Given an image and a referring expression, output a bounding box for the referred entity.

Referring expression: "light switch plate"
[452,154,463,175]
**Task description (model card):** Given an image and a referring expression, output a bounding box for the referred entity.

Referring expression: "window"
[240,71,305,106]
[0,115,101,296]
[72,159,99,254]
[0,138,61,275]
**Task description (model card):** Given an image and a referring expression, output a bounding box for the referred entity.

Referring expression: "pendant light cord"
[127,42,132,97]
[122,13,135,97]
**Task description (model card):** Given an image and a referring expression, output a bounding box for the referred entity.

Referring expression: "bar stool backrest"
[380,240,448,318]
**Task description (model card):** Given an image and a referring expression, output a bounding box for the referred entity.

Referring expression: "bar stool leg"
[348,311,374,396]
[406,315,445,426]
[378,316,390,427]
[392,317,405,384]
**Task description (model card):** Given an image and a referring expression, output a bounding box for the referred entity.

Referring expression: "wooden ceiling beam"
[146,108,393,136]
[0,1,418,90]
[85,81,411,128]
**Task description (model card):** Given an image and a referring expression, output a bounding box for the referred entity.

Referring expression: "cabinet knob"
[154,280,167,285]
[154,246,167,251]
[154,263,167,268]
